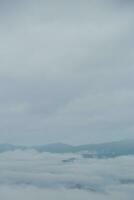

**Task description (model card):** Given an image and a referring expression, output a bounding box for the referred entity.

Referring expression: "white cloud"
[0,150,134,199]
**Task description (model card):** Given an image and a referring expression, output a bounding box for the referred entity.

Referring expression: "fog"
[0,150,134,199]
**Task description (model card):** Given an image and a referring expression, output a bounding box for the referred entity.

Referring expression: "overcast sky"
[0,0,134,145]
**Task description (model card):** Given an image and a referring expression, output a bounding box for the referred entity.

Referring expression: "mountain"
[0,139,134,158]
[76,139,134,158]
[33,143,74,153]
[0,144,27,153]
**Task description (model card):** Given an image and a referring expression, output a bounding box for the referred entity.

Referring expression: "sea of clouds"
[0,150,134,199]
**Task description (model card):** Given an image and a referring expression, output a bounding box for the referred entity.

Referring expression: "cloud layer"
[0,0,134,144]
[0,150,134,199]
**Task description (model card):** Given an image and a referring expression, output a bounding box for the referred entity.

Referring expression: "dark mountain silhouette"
[0,139,134,158]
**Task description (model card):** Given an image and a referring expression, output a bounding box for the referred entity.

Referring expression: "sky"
[0,0,134,145]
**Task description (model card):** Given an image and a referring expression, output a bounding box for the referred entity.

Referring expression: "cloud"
[0,150,134,199]
[0,0,134,144]
[1,186,133,200]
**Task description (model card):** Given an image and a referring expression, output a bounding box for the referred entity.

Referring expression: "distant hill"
[0,144,26,153]
[0,139,134,158]
[33,143,74,153]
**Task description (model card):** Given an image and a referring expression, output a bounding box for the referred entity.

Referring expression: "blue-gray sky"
[0,0,134,145]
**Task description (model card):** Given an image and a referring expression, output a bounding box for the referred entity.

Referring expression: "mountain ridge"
[0,139,134,158]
